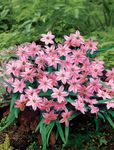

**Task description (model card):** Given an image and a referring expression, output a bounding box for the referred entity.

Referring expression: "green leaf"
[48,66,53,73]
[98,112,105,122]
[40,123,47,150]
[46,121,55,145]
[108,110,114,118]
[3,79,13,88]
[86,46,114,58]
[65,125,69,145]
[35,118,44,132]
[69,91,78,97]
[100,81,111,89]
[38,90,52,97]
[98,99,111,104]
[94,117,99,132]
[10,93,19,112]
[0,107,19,131]
[1,9,9,18]
[66,97,74,103]
[105,113,114,128]
[14,108,20,118]
[56,121,65,144]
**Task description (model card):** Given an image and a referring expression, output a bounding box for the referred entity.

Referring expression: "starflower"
[51,86,68,103]
[60,109,73,126]
[41,31,55,45]
[38,76,53,92]
[43,110,58,124]
[13,79,26,93]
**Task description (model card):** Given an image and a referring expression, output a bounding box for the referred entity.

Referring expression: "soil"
[0,106,114,150]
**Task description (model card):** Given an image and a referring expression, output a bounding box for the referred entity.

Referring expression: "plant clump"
[1,31,114,149]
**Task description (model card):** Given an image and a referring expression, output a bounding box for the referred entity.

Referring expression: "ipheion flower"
[3,30,114,126]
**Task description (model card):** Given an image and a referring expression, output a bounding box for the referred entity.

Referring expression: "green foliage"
[0,134,13,150]
[0,93,20,131]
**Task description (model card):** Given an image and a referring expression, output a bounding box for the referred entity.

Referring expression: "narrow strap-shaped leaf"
[35,118,44,132]
[14,108,20,118]
[56,122,66,144]
[3,79,13,88]
[98,99,112,104]
[40,123,47,150]
[94,117,99,132]
[46,121,55,145]
[66,97,74,103]
[38,90,52,97]
[10,93,19,111]
[105,113,114,128]
[0,107,19,131]
[108,110,114,118]
[86,45,114,58]
[98,112,105,122]
[65,125,69,145]
[100,81,111,89]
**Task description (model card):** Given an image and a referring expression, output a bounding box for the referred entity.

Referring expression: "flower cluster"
[4,31,114,126]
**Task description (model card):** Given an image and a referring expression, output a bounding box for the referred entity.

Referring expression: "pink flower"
[4,77,14,93]
[35,52,47,69]
[6,61,20,77]
[68,78,81,93]
[51,86,68,103]
[72,30,84,47]
[47,54,60,68]
[15,94,28,111]
[13,79,26,93]
[106,80,114,91]
[21,68,36,83]
[16,57,33,71]
[72,96,87,114]
[47,72,58,87]
[56,44,71,57]
[17,45,30,59]
[25,86,40,96]
[78,85,93,98]
[60,55,73,69]
[106,101,114,109]
[85,38,98,54]
[56,69,70,84]
[26,93,42,110]
[43,110,58,124]
[97,89,111,99]
[60,109,73,126]
[88,98,98,105]
[41,31,55,45]
[45,45,56,54]
[106,68,114,81]
[64,34,76,47]
[54,101,67,111]
[88,78,102,93]
[4,30,114,120]
[28,42,41,58]
[40,98,54,112]
[90,64,103,78]
[38,76,53,92]
[71,50,86,64]
[89,105,99,114]
[67,65,80,78]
